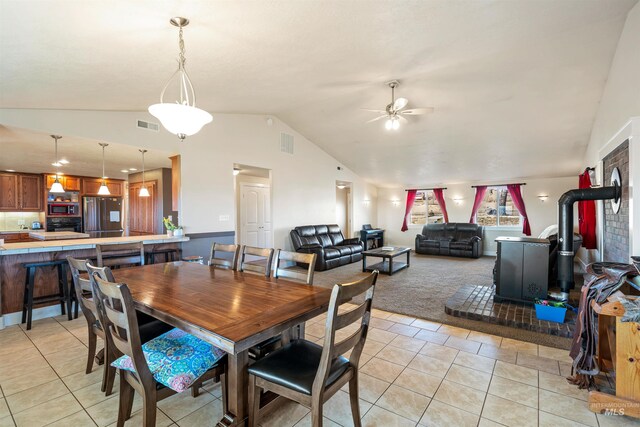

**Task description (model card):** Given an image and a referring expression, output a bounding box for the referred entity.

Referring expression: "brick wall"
[603,140,629,263]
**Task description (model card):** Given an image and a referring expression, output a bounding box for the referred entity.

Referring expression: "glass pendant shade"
[392,118,400,130]
[98,182,110,195]
[139,186,150,197]
[385,119,393,130]
[50,179,64,193]
[148,103,212,141]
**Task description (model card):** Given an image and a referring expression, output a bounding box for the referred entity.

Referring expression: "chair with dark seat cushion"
[248,271,378,427]
[290,224,363,271]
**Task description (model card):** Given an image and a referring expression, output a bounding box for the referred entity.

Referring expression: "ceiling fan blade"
[400,107,434,115]
[366,115,388,123]
[397,115,408,124]
[393,97,408,110]
[360,108,387,114]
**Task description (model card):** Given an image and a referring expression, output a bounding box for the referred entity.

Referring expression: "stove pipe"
[557,172,621,298]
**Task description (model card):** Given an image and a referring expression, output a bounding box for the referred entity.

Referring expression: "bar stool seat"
[21,259,72,330]
[145,248,181,265]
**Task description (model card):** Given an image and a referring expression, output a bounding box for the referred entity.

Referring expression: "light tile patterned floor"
[0,308,638,427]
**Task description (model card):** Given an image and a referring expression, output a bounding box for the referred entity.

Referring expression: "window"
[476,187,521,226]
[410,190,444,225]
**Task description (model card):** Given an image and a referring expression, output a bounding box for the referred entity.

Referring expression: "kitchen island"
[0,234,189,328]
[28,231,91,240]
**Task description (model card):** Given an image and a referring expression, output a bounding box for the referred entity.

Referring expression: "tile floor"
[0,307,637,427]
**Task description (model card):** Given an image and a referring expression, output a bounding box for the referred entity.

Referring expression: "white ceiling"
[0,0,637,186]
[0,126,173,179]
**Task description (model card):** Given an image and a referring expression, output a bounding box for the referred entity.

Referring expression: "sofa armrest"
[416,234,428,242]
[470,236,481,243]
[342,238,362,246]
[470,236,482,258]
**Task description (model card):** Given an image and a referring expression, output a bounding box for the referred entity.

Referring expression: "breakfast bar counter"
[0,234,189,327]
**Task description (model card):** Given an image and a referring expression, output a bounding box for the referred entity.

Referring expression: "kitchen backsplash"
[0,212,45,231]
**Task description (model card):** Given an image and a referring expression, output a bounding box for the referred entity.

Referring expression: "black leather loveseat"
[290,224,364,271]
[415,223,483,258]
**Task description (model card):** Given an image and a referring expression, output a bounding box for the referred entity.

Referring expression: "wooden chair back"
[273,250,317,285]
[90,269,155,389]
[67,256,99,324]
[239,246,275,277]
[209,243,241,270]
[96,243,145,268]
[312,271,378,396]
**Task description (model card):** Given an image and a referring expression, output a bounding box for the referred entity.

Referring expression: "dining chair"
[273,250,317,285]
[67,257,106,377]
[249,250,318,358]
[96,243,145,268]
[238,246,275,277]
[85,262,173,396]
[247,270,378,427]
[209,242,241,270]
[91,273,228,427]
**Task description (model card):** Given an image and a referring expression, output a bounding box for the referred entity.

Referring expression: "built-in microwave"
[48,203,79,216]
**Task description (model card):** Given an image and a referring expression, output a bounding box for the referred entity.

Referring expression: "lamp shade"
[50,180,65,193]
[148,103,212,140]
[139,186,150,197]
[98,183,110,195]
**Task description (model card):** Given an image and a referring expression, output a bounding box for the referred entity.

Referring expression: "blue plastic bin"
[535,304,567,323]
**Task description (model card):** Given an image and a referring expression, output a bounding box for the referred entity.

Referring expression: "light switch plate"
[219,215,230,221]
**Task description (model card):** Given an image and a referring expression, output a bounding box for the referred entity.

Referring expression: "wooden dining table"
[113,261,332,427]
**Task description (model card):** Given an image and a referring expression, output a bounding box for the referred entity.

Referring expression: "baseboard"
[483,250,497,257]
[0,305,63,330]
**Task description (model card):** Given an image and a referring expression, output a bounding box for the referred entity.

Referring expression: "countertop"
[28,231,91,241]
[0,234,189,255]
[0,229,42,234]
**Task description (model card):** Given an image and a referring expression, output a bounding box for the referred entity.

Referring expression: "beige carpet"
[313,253,573,349]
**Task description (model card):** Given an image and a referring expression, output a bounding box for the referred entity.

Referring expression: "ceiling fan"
[363,80,434,130]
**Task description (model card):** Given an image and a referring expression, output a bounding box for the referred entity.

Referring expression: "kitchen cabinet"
[0,173,43,211]
[0,233,38,243]
[129,181,157,235]
[81,178,123,196]
[45,174,81,191]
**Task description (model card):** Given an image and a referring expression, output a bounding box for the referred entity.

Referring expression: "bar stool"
[145,248,181,264]
[182,255,204,264]
[21,260,72,330]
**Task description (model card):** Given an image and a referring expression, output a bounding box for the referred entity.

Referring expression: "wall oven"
[48,203,79,216]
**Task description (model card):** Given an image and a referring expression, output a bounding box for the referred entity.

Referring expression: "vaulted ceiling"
[1,0,637,186]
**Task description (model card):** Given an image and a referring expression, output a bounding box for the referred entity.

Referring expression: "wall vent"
[280,132,294,155]
[137,120,160,132]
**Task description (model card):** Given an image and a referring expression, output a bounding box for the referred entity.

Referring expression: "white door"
[240,184,272,247]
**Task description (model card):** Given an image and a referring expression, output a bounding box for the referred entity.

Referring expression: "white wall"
[377,176,577,254]
[584,2,640,167]
[0,109,377,249]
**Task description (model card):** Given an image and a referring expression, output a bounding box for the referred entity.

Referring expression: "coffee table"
[362,246,411,276]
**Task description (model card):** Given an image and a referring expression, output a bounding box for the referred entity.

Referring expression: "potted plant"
[163,217,177,237]
[174,226,184,237]
[534,298,570,323]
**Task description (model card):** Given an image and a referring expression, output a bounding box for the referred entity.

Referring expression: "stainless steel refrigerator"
[83,196,124,238]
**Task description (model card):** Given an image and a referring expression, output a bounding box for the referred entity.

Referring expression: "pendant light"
[97,143,110,196]
[139,149,150,197]
[50,135,65,193]
[148,17,212,142]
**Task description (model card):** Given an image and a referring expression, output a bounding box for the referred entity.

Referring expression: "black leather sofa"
[290,225,364,271]
[415,223,483,258]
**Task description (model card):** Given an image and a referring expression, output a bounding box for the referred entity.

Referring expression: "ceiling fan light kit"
[148,17,212,142]
[363,80,433,130]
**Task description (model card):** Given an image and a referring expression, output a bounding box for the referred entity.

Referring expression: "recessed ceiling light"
[121,169,130,173]
[59,159,69,164]
[51,162,62,167]
[129,168,137,171]
[6,169,15,172]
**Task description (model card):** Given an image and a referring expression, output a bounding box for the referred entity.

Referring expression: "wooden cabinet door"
[45,174,57,189]
[0,173,19,211]
[129,181,157,235]
[64,176,81,191]
[19,174,43,211]
[81,178,102,195]
[106,181,122,196]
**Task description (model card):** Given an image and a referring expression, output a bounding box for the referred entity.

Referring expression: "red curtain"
[432,188,449,223]
[507,184,532,236]
[579,170,597,249]
[469,186,487,223]
[401,190,417,232]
